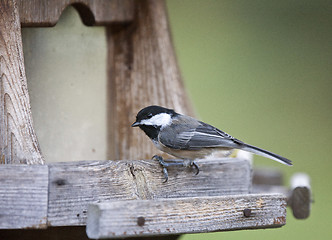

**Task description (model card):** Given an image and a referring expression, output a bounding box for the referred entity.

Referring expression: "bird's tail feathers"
[241,144,292,166]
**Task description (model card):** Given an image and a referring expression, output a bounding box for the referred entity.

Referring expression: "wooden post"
[0,0,44,164]
[106,0,194,160]
[288,173,311,219]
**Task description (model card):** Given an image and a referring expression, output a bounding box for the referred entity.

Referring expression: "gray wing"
[159,116,244,150]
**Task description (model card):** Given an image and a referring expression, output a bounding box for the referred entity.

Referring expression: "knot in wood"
[54,178,67,186]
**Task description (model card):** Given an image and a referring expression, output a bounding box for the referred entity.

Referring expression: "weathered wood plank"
[86,194,287,239]
[18,0,135,27]
[0,0,44,164]
[47,158,251,226]
[0,165,48,229]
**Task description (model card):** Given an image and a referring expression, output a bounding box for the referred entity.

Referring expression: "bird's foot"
[182,159,200,175]
[152,155,200,182]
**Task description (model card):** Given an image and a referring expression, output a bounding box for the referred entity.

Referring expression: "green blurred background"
[166,0,332,239]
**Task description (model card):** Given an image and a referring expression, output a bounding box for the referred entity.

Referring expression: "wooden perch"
[86,194,287,239]
[0,158,251,229]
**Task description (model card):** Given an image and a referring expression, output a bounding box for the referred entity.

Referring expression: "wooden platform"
[0,158,310,239]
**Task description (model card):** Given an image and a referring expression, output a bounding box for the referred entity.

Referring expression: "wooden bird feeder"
[0,0,311,239]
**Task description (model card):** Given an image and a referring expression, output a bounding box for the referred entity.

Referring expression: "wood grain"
[0,0,44,164]
[47,158,251,226]
[86,194,287,239]
[18,0,135,27]
[0,165,48,229]
[107,0,194,160]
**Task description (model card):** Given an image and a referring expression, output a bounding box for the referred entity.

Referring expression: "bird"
[132,105,292,181]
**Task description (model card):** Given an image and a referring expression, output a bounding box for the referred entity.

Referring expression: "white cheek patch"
[140,113,172,127]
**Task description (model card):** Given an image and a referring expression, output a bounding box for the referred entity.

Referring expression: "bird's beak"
[131,121,140,127]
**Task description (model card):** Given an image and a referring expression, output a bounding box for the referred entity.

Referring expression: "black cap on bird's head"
[131,105,177,127]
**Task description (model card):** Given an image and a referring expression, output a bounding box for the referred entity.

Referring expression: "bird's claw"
[192,161,200,175]
[162,167,168,183]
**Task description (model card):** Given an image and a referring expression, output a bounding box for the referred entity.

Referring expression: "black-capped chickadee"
[132,105,292,181]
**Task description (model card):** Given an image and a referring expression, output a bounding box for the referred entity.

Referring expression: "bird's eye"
[147,113,153,118]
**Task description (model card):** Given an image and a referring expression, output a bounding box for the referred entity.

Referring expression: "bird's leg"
[152,155,167,182]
